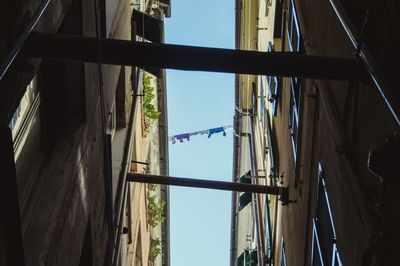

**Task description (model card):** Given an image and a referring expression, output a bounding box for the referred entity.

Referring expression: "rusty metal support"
[127,173,288,200]
[24,32,368,81]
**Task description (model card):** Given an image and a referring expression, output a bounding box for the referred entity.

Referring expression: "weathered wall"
[276,0,399,265]
[4,0,118,264]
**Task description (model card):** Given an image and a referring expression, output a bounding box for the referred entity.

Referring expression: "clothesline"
[169,125,233,144]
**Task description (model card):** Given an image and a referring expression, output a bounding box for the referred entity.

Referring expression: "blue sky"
[165,1,234,265]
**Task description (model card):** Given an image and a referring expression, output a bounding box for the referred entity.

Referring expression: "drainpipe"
[112,68,143,265]
[230,0,242,265]
[158,65,170,266]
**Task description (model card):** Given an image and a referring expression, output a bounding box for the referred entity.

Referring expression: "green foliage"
[148,184,157,192]
[147,193,166,227]
[143,73,161,132]
[149,237,161,262]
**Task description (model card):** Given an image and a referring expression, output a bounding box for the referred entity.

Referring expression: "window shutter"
[239,172,252,184]
[237,252,245,266]
[239,192,252,210]
[246,249,258,266]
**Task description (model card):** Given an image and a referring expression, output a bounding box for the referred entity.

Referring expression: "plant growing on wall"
[143,73,161,133]
[147,184,166,227]
[149,237,161,262]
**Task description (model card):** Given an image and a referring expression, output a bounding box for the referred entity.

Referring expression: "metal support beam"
[24,32,368,81]
[127,173,289,203]
[0,126,25,265]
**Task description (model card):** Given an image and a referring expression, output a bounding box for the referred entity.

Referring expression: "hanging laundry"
[208,127,227,138]
[198,129,209,135]
[175,133,190,143]
[169,125,233,143]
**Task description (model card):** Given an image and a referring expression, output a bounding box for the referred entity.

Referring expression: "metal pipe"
[328,0,400,126]
[25,32,368,81]
[112,68,143,265]
[230,1,242,264]
[0,0,50,80]
[127,173,288,196]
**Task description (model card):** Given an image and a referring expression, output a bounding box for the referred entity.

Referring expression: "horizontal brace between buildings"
[127,173,289,202]
[25,32,368,81]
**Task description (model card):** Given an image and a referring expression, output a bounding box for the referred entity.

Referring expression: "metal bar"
[328,0,400,126]
[25,32,368,81]
[131,160,149,165]
[127,173,288,196]
[0,0,50,80]
[0,126,25,265]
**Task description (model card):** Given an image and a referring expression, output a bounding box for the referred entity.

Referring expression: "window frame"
[287,0,301,53]
[266,109,279,185]
[266,42,281,117]
[265,197,273,263]
[288,77,301,163]
[280,237,287,266]
[286,0,302,173]
[311,164,341,266]
[311,220,325,266]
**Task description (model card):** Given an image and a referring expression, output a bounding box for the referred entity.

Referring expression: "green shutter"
[239,192,252,210]
[237,252,245,266]
[239,171,252,184]
[245,250,258,266]
[266,109,279,185]
[239,175,251,184]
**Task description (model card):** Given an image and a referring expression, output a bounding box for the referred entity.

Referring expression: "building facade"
[0,0,170,265]
[232,0,399,265]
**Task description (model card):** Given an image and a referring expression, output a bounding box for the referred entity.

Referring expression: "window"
[266,42,281,116]
[266,109,279,185]
[311,164,342,266]
[287,0,302,167]
[332,244,342,266]
[236,249,258,266]
[311,221,324,266]
[280,237,287,266]
[265,198,273,263]
[239,192,252,211]
[273,0,283,38]
[288,77,301,163]
[9,77,41,159]
[11,76,46,214]
[239,172,252,210]
[287,0,301,53]
[260,80,266,124]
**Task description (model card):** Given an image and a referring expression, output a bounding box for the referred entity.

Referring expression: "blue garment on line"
[208,127,227,138]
